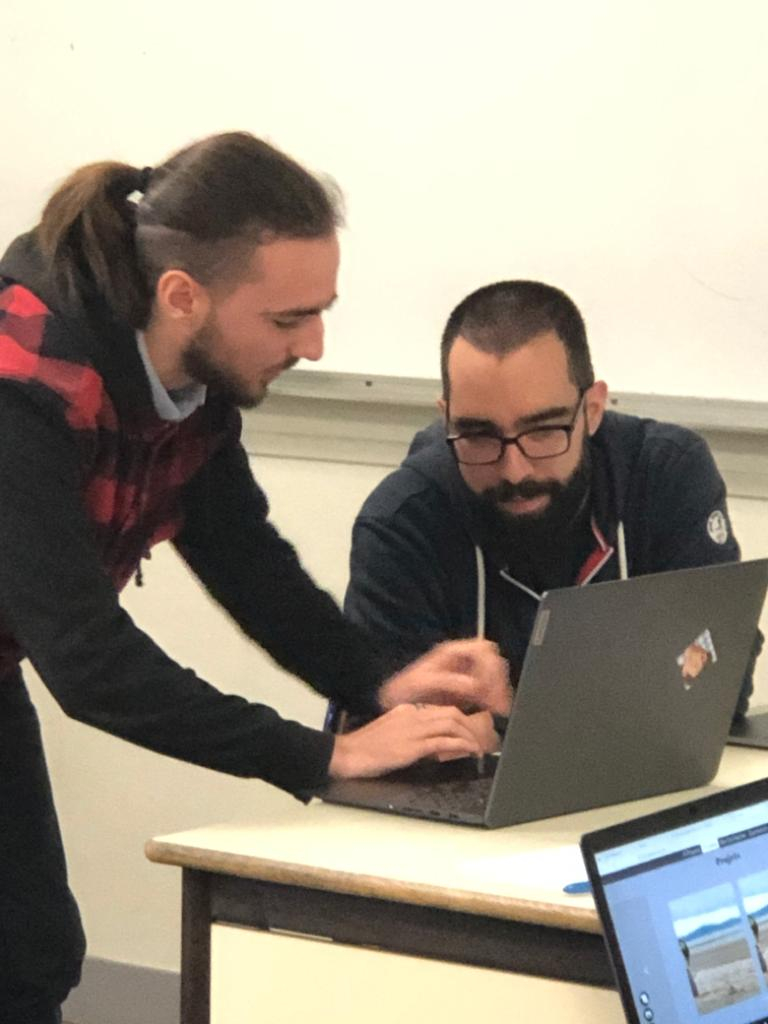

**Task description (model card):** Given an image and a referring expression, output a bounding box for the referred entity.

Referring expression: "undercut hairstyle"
[440,280,595,399]
[38,131,343,328]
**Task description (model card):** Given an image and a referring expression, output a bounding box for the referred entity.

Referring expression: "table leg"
[181,868,212,1024]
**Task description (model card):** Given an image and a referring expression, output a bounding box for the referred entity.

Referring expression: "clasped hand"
[329,639,511,779]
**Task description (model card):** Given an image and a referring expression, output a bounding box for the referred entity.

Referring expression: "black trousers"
[0,669,85,1023]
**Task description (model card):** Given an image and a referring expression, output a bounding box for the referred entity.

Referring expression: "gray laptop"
[321,559,768,829]
[730,705,768,751]
[581,774,768,1023]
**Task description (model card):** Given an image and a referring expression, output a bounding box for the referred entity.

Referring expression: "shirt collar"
[136,332,207,422]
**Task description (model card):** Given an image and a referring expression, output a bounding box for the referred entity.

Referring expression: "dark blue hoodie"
[345,412,760,717]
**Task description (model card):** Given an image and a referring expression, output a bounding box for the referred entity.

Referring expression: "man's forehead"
[447,332,578,424]
[447,330,569,376]
[226,235,340,309]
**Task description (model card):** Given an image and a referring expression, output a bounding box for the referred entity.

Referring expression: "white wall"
[2,0,768,398]
[30,450,768,975]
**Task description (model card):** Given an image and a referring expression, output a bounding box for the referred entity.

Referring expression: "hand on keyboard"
[328,703,498,779]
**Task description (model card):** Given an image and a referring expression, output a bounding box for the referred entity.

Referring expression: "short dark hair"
[38,131,343,327]
[440,280,594,399]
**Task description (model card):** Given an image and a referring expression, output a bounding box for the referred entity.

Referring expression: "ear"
[437,396,447,421]
[584,380,608,436]
[155,269,211,331]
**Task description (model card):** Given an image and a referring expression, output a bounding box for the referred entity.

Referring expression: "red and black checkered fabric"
[0,282,234,673]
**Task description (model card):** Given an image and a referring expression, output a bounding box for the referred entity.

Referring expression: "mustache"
[482,478,563,503]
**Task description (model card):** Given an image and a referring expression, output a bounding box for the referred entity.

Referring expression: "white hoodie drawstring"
[617,520,628,580]
[475,546,486,638]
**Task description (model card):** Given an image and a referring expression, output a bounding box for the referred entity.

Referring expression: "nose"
[497,440,533,482]
[290,316,324,363]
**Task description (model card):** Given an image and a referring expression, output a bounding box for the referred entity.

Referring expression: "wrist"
[328,734,354,779]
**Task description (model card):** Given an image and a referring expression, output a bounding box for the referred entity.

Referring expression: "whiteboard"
[2,0,766,401]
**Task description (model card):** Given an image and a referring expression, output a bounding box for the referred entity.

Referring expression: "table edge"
[145,838,602,935]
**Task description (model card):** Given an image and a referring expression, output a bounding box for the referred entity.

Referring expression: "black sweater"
[0,232,384,797]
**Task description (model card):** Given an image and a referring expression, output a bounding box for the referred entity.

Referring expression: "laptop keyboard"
[384,755,499,821]
[322,755,500,824]
[400,772,494,819]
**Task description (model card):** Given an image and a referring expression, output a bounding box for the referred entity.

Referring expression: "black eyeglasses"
[446,391,586,466]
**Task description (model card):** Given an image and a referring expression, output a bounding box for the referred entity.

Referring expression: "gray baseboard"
[63,957,179,1024]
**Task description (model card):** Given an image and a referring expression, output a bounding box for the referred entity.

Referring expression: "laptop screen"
[585,785,768,1024]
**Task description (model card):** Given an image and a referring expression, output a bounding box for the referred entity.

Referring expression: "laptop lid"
[483,558,768,827]
[322,559,767,829]
[581,777,768,1024]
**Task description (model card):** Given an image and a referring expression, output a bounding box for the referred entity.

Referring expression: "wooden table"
[146,746,768,1024]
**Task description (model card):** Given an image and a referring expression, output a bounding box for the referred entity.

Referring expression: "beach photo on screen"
[738,869,768,982]
[670,883,761,1015]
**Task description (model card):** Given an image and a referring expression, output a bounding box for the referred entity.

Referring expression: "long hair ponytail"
[39,161,150,323]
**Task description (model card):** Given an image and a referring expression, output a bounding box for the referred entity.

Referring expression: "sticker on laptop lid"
[677,628,718,689]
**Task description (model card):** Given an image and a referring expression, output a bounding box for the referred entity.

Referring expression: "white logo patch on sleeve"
[707,510,729,545]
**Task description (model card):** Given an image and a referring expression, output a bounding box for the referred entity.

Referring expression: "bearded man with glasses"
[344,280,761,726]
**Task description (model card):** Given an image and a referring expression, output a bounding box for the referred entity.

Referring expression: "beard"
[478,439,592,544]
[181,323,297,410]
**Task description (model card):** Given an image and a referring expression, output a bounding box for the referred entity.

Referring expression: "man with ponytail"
[0,132,508,1021]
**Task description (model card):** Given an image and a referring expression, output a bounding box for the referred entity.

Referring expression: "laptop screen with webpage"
[582,779,768,1024]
